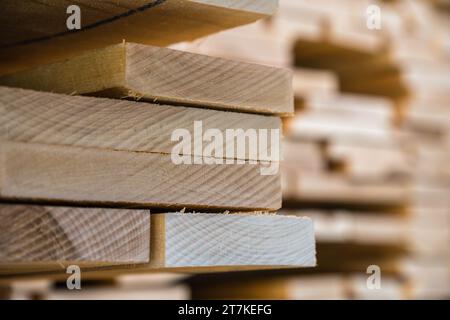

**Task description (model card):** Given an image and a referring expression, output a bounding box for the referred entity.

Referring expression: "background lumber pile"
[0,0,318,292]
[175,0,450,299]
[1,274,189,300]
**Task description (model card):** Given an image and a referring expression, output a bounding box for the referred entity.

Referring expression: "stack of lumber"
[0,0,318,291]
[287,0,450,299]
[176,0,450,300]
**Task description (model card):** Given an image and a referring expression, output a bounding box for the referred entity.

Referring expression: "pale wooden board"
[282,172,409,208]
[325,141,413,180]
[154,213,316,268]
[0,142,281,211]
[280,210,409,247]
[285,93,398,145]
[292,68,338,98]
[0,0,278,74]
[0,86,281,162]
[282,209,449,255]
[0,43,293,115]
[0,204,151,266]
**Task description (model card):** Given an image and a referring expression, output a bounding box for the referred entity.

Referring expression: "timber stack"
[0,0,317,291]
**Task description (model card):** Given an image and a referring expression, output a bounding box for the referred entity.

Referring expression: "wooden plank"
[283,210,448,256]
[292,68,338,98]
[0,43,293,115]
[285,93,397,145]
[0,142,281,211]
[151,213,316,268]
[0,204,151,271]
[0,212,316,280]
[0,0,278,74]
[0,86,281,162]
[282,172,409,208]
[325,142,413,180]
[282,210,408,246]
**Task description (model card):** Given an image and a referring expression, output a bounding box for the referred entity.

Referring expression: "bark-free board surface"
[0,142,281,211]
[151,213,316,268]
[0,86,281,162]
[0,205,150,267]
[0,43,293,115]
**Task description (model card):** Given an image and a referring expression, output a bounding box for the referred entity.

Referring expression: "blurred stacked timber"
[1,274,189,300]
[0,0,318,290]
[288,0,450,299]
[177,0,450,299]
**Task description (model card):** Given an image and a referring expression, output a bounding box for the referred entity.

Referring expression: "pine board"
[282,173,409,208]
[0,142,281,211]
[0,86,281,162]
[0,43,293,115]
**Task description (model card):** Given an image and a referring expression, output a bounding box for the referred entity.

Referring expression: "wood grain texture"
[0,142,281,211]
[0,43,293,114]
[0,0,278,74]
[0,43,293,115]
[0,86,281,161]
[0,212,315,279]
[152,213,316,267]
[0,205,150,264]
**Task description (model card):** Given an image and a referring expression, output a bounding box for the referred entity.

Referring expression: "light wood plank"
[325,142,413,180]
[0,43,293,115]
[152,213,316,268]
[0,0,278,74]
[283,172,409,208]
[0,205,151,268]
[0,86,281,162]
[0,142,281,211]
